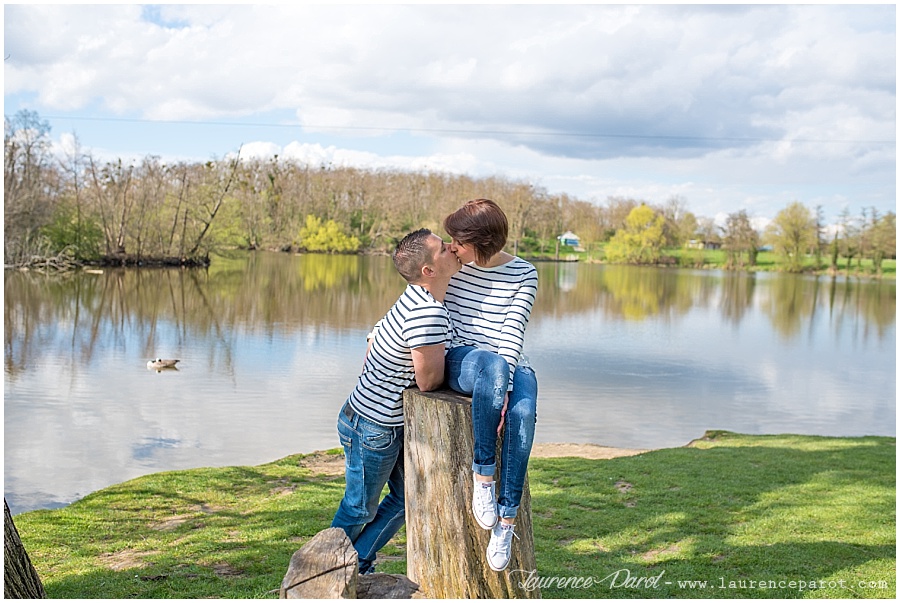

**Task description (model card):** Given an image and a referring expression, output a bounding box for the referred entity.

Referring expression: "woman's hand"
[497,392,510,434]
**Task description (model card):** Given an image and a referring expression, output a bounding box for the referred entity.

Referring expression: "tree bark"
[4,498,46,599]
[403,388,541,599]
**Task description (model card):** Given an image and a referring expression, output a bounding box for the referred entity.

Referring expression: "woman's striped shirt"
[348,284,451,426]
[444,256,538,390]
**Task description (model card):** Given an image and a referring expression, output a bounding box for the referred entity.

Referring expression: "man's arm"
[411,344,445,391]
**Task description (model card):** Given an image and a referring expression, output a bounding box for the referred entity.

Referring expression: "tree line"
[4,110,895,273]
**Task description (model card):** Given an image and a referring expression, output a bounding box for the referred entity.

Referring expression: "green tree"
[868,210,896,273]
[764,202,817,273]
[41,204,104,260]
[837,207,859,271]
[604,204,666,264]
[722,210,759,269]
[298,215,361,253]
[813,205,826,268]
[660,196,698,247]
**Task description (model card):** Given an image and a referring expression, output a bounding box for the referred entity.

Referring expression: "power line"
[41,114,895,145]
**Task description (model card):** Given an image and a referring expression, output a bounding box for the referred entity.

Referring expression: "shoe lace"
[474,483,495,513]
[490,525,519,551]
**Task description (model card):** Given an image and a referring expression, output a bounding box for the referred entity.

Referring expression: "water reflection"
[4,253,895,514]
[5,254,401,380]
[719,272,757,326]
[5,258,895,373]
[532,262,894,343]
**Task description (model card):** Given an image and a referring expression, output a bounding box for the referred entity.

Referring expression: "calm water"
[4,252,896,514]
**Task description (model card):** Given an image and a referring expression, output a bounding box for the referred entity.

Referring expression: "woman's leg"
[445,346,510,474]
[497,364,538,519]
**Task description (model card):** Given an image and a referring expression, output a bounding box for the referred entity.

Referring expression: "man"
[331,228,460,574]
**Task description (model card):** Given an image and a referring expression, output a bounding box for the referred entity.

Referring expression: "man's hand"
[411,344,445,391]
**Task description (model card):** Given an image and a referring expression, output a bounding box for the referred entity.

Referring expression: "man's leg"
[351,443,405,573]
[330,403,403,571]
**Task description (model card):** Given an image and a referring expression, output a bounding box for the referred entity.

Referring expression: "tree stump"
[281,528,423,599]
[280,528,358,598]
[4,498,46,599]
[403,388,541,598]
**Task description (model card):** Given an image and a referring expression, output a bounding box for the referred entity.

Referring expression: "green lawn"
[13,431,895,598]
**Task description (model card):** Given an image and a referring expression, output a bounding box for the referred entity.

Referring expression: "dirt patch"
[296,451,345,477]
[188,503,224,514]
[268,477,299,496]
[149,504,225,531]
[150,514,192,531]
[211,562,244,577]
[531,442,649,460]
[614,480,634,494]
[290,443,648,480]
[101,548,158,571]
[641,542,682,562]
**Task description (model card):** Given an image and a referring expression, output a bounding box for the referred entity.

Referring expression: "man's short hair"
[393,228,435,283]
[443,198,508,264]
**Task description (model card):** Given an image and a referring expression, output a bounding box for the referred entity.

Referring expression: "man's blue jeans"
[445,346,538,519]
[330,402,405,574]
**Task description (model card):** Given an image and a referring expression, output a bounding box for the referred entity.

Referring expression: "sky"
[3,3,896,226]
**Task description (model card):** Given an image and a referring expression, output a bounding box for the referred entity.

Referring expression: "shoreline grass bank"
[523,248,896,280]
[13,431,895,599]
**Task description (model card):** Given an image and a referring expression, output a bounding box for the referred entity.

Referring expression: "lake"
[4,252,896,514]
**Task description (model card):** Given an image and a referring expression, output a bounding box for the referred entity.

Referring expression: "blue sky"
[4,3,896,226]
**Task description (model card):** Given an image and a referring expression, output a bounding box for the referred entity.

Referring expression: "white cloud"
[4,4,894,223]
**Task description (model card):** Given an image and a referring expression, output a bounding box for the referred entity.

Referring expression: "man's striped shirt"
[348,284,451,426]
[444,256,538,390]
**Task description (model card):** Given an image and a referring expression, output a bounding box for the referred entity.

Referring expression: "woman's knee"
[507,398,536,424]
[477,351,509,384]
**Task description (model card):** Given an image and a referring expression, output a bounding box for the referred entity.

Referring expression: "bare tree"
[187,148,242,255]
[602,196,640,239]
[722,210,759,269]
[4,110,56,262]
[87,157,135,254]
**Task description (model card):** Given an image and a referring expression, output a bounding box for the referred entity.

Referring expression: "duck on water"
[147,358,180,371]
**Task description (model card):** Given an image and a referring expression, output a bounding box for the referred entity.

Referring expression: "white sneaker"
[471,475,498,529]
[487,522,517,571]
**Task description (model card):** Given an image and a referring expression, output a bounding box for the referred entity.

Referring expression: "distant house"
[558,231,581,248]
[686,239,722,250]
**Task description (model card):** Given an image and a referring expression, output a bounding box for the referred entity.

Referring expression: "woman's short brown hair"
[443,199,508,264]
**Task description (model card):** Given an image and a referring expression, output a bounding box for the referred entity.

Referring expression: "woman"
[443,198,539,572]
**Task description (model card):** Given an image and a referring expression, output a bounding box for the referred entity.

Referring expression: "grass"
[13,432,895,599]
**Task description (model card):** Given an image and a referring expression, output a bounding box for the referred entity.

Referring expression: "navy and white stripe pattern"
[349,284,451,426]
[444,256,538,389]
